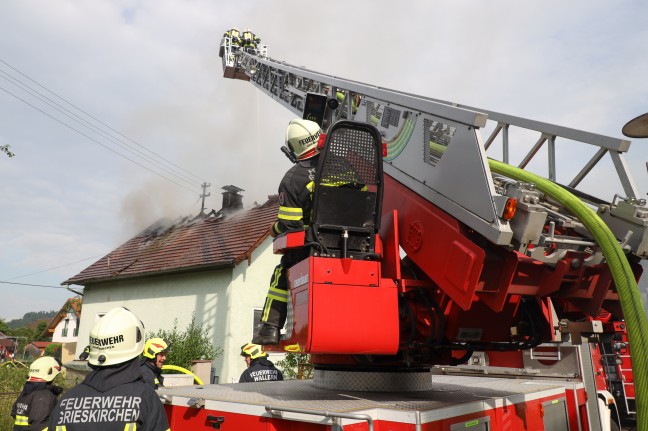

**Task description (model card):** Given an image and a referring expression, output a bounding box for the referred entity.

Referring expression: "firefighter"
[252,118,323,345]
[48,307,170,431]
[239,343,283,383]
[241,28,261,53]
[11,356,63,431]
[140,337,170,389]
[223,27,241,51]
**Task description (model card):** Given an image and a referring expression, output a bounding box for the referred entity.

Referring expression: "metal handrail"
[265,405,374,431]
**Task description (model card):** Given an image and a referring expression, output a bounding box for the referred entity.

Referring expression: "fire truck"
[158,32,648,431]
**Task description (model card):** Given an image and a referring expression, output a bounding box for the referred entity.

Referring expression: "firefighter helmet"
[143,337,171,359]
[88,307,145,367]
[28,356,61,382]
[285,118,322,160]
[240,342,268,360]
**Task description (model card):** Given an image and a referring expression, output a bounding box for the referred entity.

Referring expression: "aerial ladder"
[159,32,648,431]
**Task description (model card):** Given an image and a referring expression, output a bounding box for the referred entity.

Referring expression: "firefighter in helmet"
[241,28,261,54]
[239,343,283,383]
[11,356,63,431]
[252,118,323,345]
[48,307,170,431]
[223,27,241,51]
[141,337,170,389]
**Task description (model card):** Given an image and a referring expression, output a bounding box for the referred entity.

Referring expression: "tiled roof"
[30,341,52,349]
[41,297,83,338]
[64,197,279,285]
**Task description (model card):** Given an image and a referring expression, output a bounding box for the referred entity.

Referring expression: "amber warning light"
[502,198,517,220]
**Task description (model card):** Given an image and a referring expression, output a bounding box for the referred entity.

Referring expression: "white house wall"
[222,237,283,383]
[52,312,79,343]
[74,237,280,384]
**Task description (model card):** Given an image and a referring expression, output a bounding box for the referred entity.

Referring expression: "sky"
[0,1,647,321]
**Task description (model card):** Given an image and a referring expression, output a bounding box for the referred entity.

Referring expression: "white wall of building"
[74,238,280,384]
[52,312,80,343]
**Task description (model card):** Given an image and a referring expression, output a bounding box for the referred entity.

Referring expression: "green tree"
[44,343,62,362]
[0,318,10,334]
[147,315,222,370]
[35,321,49,341]
[276,353,313,380]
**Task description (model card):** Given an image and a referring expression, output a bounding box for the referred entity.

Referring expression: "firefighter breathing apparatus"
[88,307,145,367]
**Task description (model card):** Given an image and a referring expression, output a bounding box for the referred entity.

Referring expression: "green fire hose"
[489,159,648,430]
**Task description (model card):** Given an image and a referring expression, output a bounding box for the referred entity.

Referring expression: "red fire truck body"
[157,31,648,431]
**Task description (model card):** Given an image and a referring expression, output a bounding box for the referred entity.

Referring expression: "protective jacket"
[140,359,164,389]
[239,358,284,383]
[273,157,319,236]
[11,381,62,431]
[48,358,169,431]
[257,157,319,332]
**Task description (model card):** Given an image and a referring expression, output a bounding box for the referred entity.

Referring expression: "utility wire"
[0,69,200,187]
[0,281,69,289]
[1,255,104,281]
[0,58,210,194]
[0,58,205,185]
[0,84,198,194]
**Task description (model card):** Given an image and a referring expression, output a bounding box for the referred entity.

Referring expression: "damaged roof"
[64,197,279,286]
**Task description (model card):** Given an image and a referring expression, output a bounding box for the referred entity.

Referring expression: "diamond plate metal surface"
[158,374,567,414]
[314,369,434,392]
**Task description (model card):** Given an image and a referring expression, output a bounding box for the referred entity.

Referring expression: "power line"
[0,69,201,187]
[0,58,206,185]
[0,281,70,289]
[0,84,198,194]
[1,255,104,281]
[0,58,211,194]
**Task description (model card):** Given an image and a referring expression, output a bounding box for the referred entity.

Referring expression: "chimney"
[221,185,244,215]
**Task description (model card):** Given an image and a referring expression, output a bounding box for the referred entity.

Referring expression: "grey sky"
[1,1,647,320]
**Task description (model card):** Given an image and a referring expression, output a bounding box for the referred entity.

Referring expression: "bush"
[276,353,313,380]
[147,315,222,371]
[0,362,72,392]
[44,343,62,362]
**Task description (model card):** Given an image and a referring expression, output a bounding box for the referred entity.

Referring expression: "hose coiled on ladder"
[489,159,648,431]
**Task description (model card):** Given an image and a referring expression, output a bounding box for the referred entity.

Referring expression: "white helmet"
[88,307,145,367]
[285,118,322,160]
[28,356,61,382]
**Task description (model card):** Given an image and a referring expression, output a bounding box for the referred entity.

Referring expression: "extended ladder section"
[220,37,648,264]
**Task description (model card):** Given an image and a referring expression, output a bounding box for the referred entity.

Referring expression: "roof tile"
[65,197,279,285]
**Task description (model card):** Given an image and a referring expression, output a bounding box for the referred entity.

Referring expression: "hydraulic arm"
[220,34,648,430]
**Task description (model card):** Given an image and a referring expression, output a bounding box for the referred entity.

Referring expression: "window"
[62,319,69,337]
[73,320,78,337]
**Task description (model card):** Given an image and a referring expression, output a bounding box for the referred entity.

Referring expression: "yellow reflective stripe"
[306,181,315,192]
[269,286,288,296]
[41,427,48,431]
[278,206,303,221]
[279,206,302,214]
[56,426,67,431]
[15,414,29,426]
[278,214,302,221]
[124,423,137,431]
[267,294,288,302]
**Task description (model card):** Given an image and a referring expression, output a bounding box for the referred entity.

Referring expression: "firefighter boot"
[253,324,279,345]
